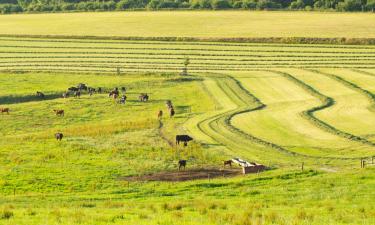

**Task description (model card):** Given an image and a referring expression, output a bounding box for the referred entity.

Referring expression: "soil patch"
[122,168,242,182]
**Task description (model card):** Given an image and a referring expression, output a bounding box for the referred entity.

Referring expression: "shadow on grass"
[0,93,62,105]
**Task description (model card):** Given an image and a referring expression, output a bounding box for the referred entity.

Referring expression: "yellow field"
[1,11,375,38]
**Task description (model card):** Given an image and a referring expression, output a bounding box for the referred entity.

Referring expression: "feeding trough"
[232,158,266,174]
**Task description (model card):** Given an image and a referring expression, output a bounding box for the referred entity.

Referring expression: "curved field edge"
[271,70,375,148]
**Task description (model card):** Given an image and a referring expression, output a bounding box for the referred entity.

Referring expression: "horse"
[0,108,9,114]
[223,160,232,168]
[36,91,45,98]
[169,107,175,117]
[53,109,64,116]
[157,110,163,119]
[176,135,193,146]
[55,133,63,141]
[178,160,187,170]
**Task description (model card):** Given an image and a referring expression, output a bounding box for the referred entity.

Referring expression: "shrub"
[211,0,231,9]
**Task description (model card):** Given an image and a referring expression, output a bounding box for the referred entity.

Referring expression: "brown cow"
[169,107,175,118]
[158,110,163,119]
[53,109,64,116]
[0,108,9,114]
[55,133,63,141]
[223,160,232,168]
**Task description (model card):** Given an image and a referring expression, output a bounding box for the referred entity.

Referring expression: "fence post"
[301,162,304,171]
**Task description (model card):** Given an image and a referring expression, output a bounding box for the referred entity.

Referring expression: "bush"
[61,3,76,11]
[242,0,257,9]
[256,0,281,9]
[210,0,231,9]
[337,0,362,11]
[290,0,305,9]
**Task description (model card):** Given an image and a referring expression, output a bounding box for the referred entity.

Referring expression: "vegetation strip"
[2,34,375,45]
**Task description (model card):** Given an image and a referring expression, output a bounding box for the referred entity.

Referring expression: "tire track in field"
[272,70,375,147]
[189,73,368,163]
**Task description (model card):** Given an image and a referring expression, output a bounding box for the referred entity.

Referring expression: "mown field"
[0,35,375,224]
[1,11,375,39]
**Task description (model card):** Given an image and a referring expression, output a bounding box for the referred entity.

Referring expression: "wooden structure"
[231,158,266,174]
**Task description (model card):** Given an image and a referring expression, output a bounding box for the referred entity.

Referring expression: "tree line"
[0,0,375,14]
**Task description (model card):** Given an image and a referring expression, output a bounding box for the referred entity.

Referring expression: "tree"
[367,0,375,12]
[210,0,231,9]
[337,0,362,11]
[290,0,305,9]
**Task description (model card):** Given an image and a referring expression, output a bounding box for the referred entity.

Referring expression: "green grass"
[1,34,375,224]
[1,11,375,39]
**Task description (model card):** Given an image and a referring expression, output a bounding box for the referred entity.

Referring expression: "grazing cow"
[53,109,64,116]
[169,107,175,117]
[139,93,149,102]
[223,160,232,168]
[77,83,87,91]
[0,108,9,114]
[36,91,45,98]
[119,95,127,104]
[62,92,69,98]
[121,87,126,93]
[55,133,63,141]
[157,110,163,119]
[166,100,173,109]
[74,91,81,98]
[176,135,193,146]
[178,160,187,170]
[68,87,79,92]
[88,87,96,93]
[109,89,119,98]
[98,87,102,94]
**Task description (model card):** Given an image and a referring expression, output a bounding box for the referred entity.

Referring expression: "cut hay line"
[2,45,375,55]
[194,73,366,161]
[3,56,375,62]
[309,70,375,112]
[273,70,375,147]
[2,50,375,58]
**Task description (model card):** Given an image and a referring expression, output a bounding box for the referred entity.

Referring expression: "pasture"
[0,35,375,224]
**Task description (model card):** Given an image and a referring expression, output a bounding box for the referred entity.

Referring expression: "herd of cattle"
[1,83,207,170]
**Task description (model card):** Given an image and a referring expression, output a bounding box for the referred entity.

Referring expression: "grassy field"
[1,11,375,38]
[1,22,375,224]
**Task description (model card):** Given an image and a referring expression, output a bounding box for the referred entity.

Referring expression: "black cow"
[68,87,79,92]
[176,135,193,146]
[178,160,186,170]
[36,91,45,98]
[77,83,88,91]
[55,133,63,141]
[98,87,102,94]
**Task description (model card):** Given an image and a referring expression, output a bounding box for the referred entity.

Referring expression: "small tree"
[181,57,190,76]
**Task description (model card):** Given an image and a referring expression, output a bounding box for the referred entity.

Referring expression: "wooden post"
[301,162,304,171]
